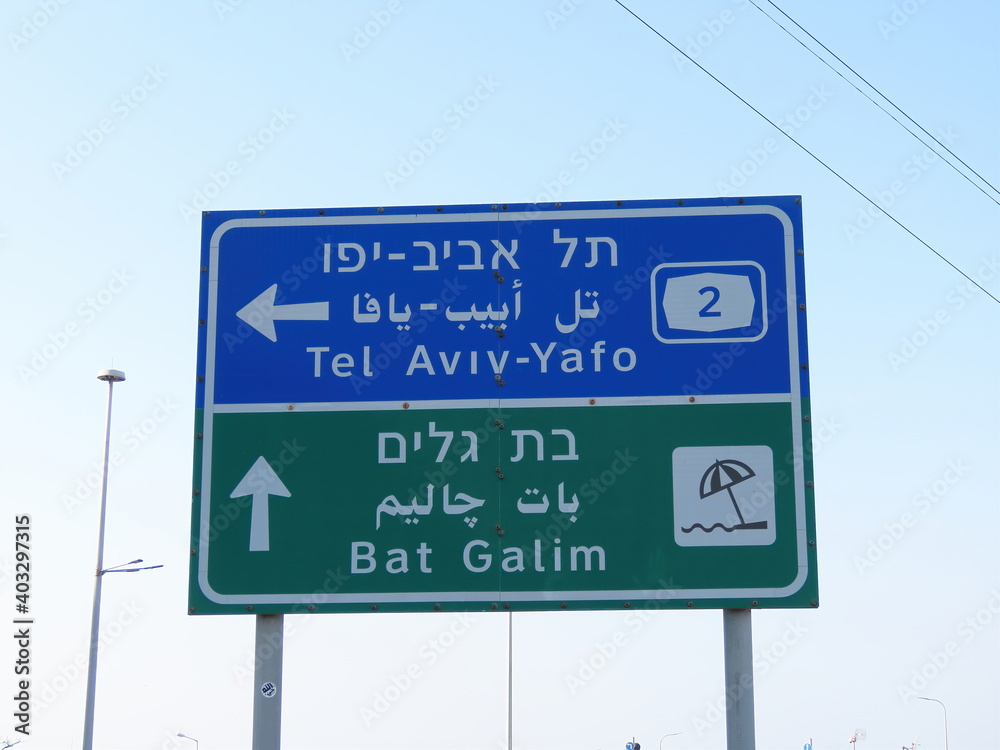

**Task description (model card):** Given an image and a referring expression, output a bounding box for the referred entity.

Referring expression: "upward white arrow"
[230,456,292,552]
[236,284,329,342]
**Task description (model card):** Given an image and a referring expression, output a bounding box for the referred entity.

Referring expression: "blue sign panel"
[198,198,806,409]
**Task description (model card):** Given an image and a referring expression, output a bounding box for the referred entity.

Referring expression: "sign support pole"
[723,608,755,750]
[252,613,283,750]
[507,612,513,750]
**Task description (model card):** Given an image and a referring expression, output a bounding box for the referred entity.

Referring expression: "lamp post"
[660,732,682,749]
[918,696,949,750]
[177,732,200,749]
[81,368,125,750]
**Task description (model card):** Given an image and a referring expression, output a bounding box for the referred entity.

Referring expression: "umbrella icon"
[693,458,768,532]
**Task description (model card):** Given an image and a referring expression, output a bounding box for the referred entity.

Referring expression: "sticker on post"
[261,681,277,698]
[672,446,775,547]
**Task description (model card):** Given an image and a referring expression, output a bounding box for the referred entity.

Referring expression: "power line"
[612,0,999,305]
[751,0,1000,206]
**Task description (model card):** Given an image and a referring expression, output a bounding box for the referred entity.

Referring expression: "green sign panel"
[190,198,817,614]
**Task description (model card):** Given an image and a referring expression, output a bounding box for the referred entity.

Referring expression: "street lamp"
[659,732,682,749]
[918,696,949,750]
[177,732,200,749]
[81,368,125,750]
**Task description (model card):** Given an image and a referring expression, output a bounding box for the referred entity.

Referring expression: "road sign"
[190,197,817,614]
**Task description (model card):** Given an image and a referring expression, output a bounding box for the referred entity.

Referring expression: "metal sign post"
[251,614,283,750]
[723,609,755,750]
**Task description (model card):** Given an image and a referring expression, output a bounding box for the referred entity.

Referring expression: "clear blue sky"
[2,1,998,749]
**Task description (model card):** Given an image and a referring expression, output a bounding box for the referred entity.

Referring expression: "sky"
[2,1,999,749]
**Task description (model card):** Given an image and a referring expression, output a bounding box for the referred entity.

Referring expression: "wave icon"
[682,522,737,533]
[681,520,768,534]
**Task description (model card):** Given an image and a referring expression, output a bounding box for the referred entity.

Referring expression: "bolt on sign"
[189,197,817,614]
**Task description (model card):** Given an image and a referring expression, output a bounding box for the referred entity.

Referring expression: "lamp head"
[97,368,126,382]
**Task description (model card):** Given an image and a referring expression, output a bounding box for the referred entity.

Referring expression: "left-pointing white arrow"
[230,456,292,552]
[236,284,329,342]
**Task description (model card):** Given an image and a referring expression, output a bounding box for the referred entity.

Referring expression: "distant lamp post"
[177,732,199,749]
[660,732,682,749]
[918,696,949,750]
[81,368,125,750]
